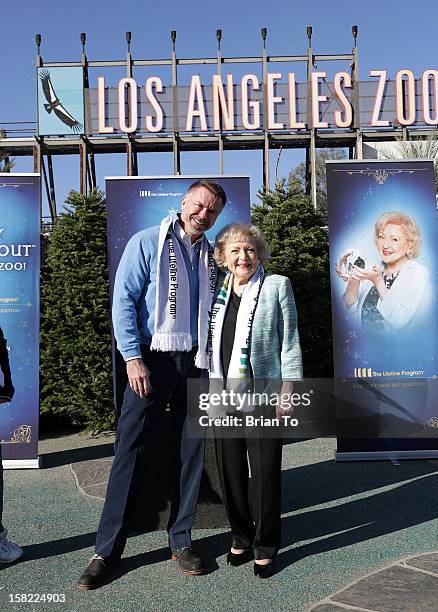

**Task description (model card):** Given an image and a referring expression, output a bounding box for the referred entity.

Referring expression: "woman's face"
[377,223,412,266]
[223,237,260,282]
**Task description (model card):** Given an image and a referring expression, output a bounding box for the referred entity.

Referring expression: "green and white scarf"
[208,265,265,381]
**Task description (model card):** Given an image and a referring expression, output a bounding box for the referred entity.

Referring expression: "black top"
[220,290,241,377]
[361,271,399,331]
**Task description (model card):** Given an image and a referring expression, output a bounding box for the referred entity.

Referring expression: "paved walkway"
[309,552,438,611]
[1,433,438,611]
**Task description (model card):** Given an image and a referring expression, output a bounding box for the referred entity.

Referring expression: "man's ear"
[181,194,187,209]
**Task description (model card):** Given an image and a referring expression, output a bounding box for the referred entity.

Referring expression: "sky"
[2,0,438,218]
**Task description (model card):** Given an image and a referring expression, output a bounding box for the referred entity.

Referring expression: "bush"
[251,182,333,377]
[40,190,114,431]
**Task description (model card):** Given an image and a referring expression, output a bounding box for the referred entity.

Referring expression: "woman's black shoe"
[226,548,253,566]
[253,560,275,579]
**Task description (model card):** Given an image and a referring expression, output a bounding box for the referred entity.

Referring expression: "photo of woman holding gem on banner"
[326,160,438,382]
[336,211,432,334]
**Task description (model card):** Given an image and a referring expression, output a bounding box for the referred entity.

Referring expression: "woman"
[208,222,302,578]
[337,211,431,332]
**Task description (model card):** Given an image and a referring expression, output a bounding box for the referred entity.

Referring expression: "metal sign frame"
[1,26,437,220]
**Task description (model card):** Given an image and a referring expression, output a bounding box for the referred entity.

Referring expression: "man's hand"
[126,358,151,398]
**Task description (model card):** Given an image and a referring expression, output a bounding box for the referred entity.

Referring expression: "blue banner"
[0,175,40,464]
[326,160,438,452]
[105,175,251,413]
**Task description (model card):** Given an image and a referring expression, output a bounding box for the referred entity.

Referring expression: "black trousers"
[95,346,205,558]
[214,430,282,560]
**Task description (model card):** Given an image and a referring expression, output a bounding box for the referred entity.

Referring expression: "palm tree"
[380,131,438,192]
[0,129,15,173]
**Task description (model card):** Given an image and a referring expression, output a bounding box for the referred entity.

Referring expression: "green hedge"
[40,190,114,431]
[252,182,333,377]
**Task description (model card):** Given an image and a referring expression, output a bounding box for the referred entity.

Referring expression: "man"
[0,326,22,564]
[77,180,226,589]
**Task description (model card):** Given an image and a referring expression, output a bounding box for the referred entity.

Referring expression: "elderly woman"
[337,211,431,332]
[208,222,302,578]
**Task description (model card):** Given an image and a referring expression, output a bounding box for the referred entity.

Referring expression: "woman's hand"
[276,381,294,419]
[350,264,387,299]
[350,264,380,284]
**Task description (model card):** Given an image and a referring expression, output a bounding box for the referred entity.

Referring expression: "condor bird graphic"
[39,69,84,134]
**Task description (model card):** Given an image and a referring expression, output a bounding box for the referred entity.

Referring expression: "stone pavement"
[309,552,438,611]
[1,433,438,611]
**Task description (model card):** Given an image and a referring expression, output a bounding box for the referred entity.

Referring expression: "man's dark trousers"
[95,345,205,559]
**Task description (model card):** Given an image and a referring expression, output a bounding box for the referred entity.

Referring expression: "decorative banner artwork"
[0,175,40,468]
[37,67,85,136]
[105,175,251,413]
[326,160,438,458]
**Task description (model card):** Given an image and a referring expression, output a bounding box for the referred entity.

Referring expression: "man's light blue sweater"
[112,221,200,360]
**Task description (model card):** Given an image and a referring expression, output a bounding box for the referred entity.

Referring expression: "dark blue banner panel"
[105,175,251,413]
[326,160,438,454]
[0,175,40,463]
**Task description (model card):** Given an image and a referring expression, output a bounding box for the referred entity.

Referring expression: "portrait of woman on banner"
[336,211,432,336]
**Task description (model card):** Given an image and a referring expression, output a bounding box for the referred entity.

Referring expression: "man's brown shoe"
[171,547,204,575]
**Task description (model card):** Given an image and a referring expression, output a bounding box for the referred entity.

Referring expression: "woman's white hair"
[214,223,270,269]
[375,211,422,258]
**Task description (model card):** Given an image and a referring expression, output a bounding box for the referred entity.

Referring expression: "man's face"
[179,186,224,241]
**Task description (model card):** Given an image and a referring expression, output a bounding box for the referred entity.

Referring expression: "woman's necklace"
[382,269,400,289]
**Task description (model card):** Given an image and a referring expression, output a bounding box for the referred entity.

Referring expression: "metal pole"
[310,129,317,209]
[79,140,87,195]
[47,154,57,218]
[34,139,43,224]
[261,28,269,191]
[126,32,132,78]
[126,138,132,176]
[35,34,42,68]
[351,25,362,159]
[306,26,313,129]
[41,153,56,222]
[216,29,224,174]
[80,34,91,185]
[126,137,138,176]
[171,31,180,174]
[80,33,89,88]
[356,130,363,160]
[305,147,311,195]
[89,151,96,190]
[306,26,317,208]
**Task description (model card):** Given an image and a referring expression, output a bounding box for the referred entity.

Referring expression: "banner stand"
[105,175,251,416]
[335,450,438,462]
[0,174,41,468]
[2,458,40,470]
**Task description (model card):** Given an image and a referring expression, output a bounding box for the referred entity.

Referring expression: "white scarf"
[208,266,265,382]
[150,213,216,369]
